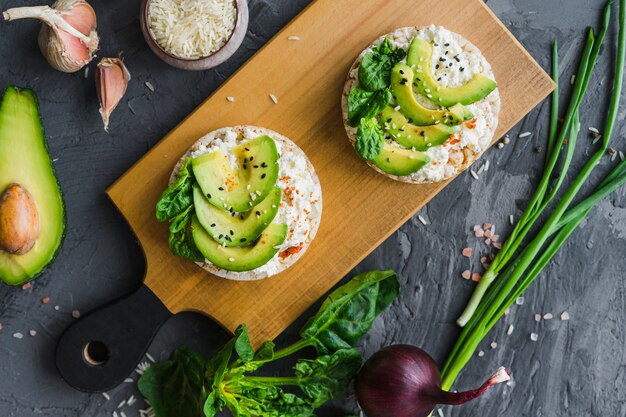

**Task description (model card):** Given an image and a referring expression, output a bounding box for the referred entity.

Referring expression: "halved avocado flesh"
[192,135,280,213]
[379,106,454,151]
[391,63,472,126]
[191,215,287,272]
[371,142,430,176]
[406,38,497,107]
[0,87,65,285]
[193,185,281,247]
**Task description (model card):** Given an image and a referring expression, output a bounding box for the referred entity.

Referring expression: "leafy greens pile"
[138,270,400,417]
[155,157,204,262]
[347,39,405,160]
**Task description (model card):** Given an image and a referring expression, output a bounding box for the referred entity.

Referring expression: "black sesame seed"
[250,156,254,161]
[243,164,247,169]
[244,158,247,163]
[261,162,267,167]
[218,234,223,239]
[435,64,439,69]
[240,238,247,242]
[240,215,244,220]
[207,193,212,199]
[399,69,404,75]
[460,67,465,72]
[253,165,259,168]
[210,223,216,227]
[399,128,404,132]
[416,77,421,82]
[218,186,224,191]
[408,118,413,124]
[261,173,266,179]
[445,51,449,55]
[437,77,442,82]
[256,211,261,216]
[420,131,425,137]
[444,42,450,46]
[245,147,250,151]
[386,158,390,162]
[386,118,392,123]
[434,43,439,46]
[439,57,446,62]
[230,230,234,235]
[454,55,460,62]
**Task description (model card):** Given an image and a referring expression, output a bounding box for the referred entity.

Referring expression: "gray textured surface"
[0,0,625,416]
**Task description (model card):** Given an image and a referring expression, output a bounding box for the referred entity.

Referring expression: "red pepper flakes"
[41,297,50,304]
[465,117,478,129]
[279,243,304,259]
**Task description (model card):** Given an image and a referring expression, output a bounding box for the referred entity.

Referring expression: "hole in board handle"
[83,341,110,366]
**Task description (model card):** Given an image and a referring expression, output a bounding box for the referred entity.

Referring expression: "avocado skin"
[390,63,472,126]
[191,215,287,272]
[379,106,454,151]
[0,87,66,286]
[407,38,497,107]
[371,142,431,176]
[192,135,280,213]
[193,185,281,247]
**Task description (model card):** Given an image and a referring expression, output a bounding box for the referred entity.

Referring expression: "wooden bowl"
[139,0,249,71]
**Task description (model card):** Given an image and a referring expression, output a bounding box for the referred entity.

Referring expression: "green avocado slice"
[406,38,497,106]
[0,87,65,286]
[191,215,287,272]
[391,63,472,126]
[379,106,454,151]
[192,135,280,213]
[371,142,431,176]
[193,185,281,247]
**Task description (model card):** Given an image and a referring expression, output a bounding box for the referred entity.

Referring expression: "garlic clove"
[3,0,99,73]
[96,57,131,132]
[0,184,40,256]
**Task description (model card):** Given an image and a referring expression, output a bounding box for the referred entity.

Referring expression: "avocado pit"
[0,183,40,255]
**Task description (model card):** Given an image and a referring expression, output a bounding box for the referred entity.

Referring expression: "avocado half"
[0,87,66,285]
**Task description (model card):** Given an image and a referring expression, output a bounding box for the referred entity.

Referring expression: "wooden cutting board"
[109,0,553,343]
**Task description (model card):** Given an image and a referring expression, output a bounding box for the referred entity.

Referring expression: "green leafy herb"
[156,158,195,222]
[358,38,406,92]
[355,118,385,161]
[138,270,400,417]
[168,224,204,262]
[347,87,392,127]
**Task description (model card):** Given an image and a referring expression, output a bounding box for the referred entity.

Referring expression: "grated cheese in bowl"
[147,0,237,60]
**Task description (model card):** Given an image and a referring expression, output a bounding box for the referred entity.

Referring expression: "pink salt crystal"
[21,283,31,290]
[473,225,481,231]
[462,270,471,280]
[484,230,493,239]
[483,223,492,229]
[72,310,81,319]
[493,242,503,249]
[462,247,473,257]
[480,256,487,263]
[475,229,485,237]
[29,330,37,337]
[534,314,541,322]
[471,273,482,282]
[492,234,500,242]
[485,238,492,245]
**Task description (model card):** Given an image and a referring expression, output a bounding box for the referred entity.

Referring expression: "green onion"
[441,0,626,391]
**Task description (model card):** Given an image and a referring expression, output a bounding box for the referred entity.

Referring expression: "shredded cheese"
[148,0,237,59]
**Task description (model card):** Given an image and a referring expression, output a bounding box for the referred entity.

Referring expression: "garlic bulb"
[3,0,99,73]
[96,57,131,132]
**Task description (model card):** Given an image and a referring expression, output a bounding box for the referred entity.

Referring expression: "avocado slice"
[379,106,454,151]
[371,142,431,176]
[391,63,472,126]
[191,215,287,272]
[0,87,65,285]
[192,135,280,213]
[193,185,281,247]
[406,38,497,106]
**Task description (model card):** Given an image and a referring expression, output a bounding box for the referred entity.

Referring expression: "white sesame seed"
[543,313,553,320]
[611,152,617,161]
[497,142,505,149]
[477,164,485,174]
[478,350,485,357]
[102,392,110,400]
[437,409,444,417]
[588,127,600,134]
[519,132,532,138]
[146,353,156,363]
[123,378,133,383]
[484,160,490,171]
[560,311,571,320]
[470,169,479,180]
[229,257,235,262]
[593,135,602,144]
[121,412,127,417]
[113,412,118,417]
[490,342,497,349]
[269,93,278,104]
[620,151,625,161]
[503,135,510,144]
[507,325,514,335]
[570,74,576,85]
[145,81,155,92]
[530,333,539,342]
[515,296,524,305]
[226,96,235,102]
[509,214,514,225]
[287,35,300,41]
[418,215,428,225]
[394,105,401,111]
[13,332,23,339]
[117,400,126,408]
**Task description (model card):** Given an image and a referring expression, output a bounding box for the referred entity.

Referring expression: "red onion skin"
[356,344,510,417]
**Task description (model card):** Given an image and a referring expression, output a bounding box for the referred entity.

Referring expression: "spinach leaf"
[156,158,195,222]
[355,118,384,160]
[234,324,255,362]
[294,348,362,407]
[204,336,236,417]
[138,346,206,417]
[347,87,391,127]
[358,38,406,92]
[169,204,195,233]
[168,224,204,263]
[253,340,275,361]
[299,270,399,354]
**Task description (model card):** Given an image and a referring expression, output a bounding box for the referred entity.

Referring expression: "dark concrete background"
[1,0,625,416]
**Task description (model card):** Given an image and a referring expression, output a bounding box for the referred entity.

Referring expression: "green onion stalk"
[441,0,626,391]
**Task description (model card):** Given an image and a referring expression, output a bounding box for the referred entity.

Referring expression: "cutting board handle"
[55,284,172,392]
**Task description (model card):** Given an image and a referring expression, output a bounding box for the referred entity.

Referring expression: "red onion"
[355,345,510,417]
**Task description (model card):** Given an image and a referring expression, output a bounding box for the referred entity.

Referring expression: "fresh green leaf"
[156,158,195,222]
[294,348,362,407]
[358,38,406,91]
[169,204,195,233]
[253,340,276,361]
[347,87,391,127]
[300,270,399,354]
[168,226,204,262]
[234,324,255,362]
[138,346,206,417]
[355,118,384,160]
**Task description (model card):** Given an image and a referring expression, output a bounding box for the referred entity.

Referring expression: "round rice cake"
[341,25,501,184]
[170,126,322,281]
